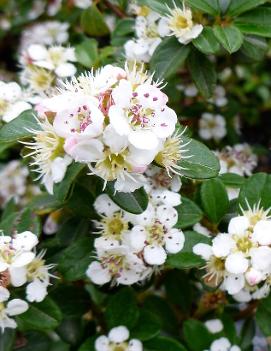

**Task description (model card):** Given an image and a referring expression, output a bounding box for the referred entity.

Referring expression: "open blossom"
[193,202,271,299]
[28,62,185,193]
[0,287,28,332]
[159,3,203,44]
[95,326,143,351]
[199,113,226,141]
[0,81,31,123]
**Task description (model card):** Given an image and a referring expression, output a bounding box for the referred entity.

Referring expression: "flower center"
[155,134,182,173]
[174,15,189,29]
[112,344,127,351]
[0,99,8,115]
[0,270,10,288]
[27,258,45,281]
[233,234,254,254]
[0,247,15,265]
[146,220,166,245]
[102,213,128,240]
[101,254,127,277]
[70,105,93,133]
[128,103,154,128]
[0,302,5,312]
[28,67,55,90]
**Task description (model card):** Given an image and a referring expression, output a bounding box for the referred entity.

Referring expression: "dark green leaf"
[78,337,96,351]
[58,237,92,281]
[0,330,15,351]
[145,336,187,351]
[193,27,220,54]
[240,318,255,349]
[176,197,203,229]
[227,0,267,17]
[187,0,220,15]
[235,7,271,38]
[80,5,109,37]
[240,35,268,61]
[187,50,217,98]
[201,178,229,223]
[213,25,243,53]
[238,173,271,211]
[16,297,62,331]
[150,37,190,80]
[0,110,39,143]
[105,287,139,329]
[256,295,271,336]
[220,173,245,187]
[131,309,161,341]
[178,136,220,179]
[183,319,213,351]
[106,183,148,214]
[75,38,98,68]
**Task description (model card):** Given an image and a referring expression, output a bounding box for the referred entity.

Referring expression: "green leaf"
[193,27,220,54]
[145,336,187,351]
[28,193,62,215]
[53,163,85,202]
[213,25,243,53]
[150,37,190,80]
[238,173,271,211]
[137,0,168,15]
[187,50,217,98]
[178,135,220,179]
[240,318,255,349]
[106,183,148,214]
[227,0,267,17]
[235,7,271,38]
[18,332,51,351]
[16,297,62,331]
[201,178,229,223]
[240,35,268,61]
[176,197,203,229]
[0,110,39,143]
[80,5,109,37]
[0,330,15,351]
[256,295,271,336]
[58,237,92,281]
[220,173,245,187]
[105,287,139,329]
[15,207,41,236]
[183,320,213,351]
[111,18,135,45]
[78,337,96,351]
[186,0,220,15]
[75,38,98,68]
[131,309,161,341]
[167,231,210,269]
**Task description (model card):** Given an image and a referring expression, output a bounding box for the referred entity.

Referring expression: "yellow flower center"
[27,258,45,281]
[102,213,128,240]
[146,221,166,245]
[0,98,8,115]
[234,234,254,255]
[138,5,150,17]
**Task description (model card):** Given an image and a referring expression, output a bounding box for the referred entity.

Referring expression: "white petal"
[225,253,248,274]
[2,101,31,123]
[86,261,111,285]
[64,138,103,163]
[26,280,48,302]
[94,237,119,254]
[123,226,146,252]
[135,84,168,109]
[193,243,212,260]
[165,229,185,254]
[95,336,109,351]
[228,216,249,235]
[9,267,27,287]
[233,289,252,303]
[112,79,132,108]
[156,205,178,228]
[103,124,128,153]
[210,337,231,351]
[152,106,177,139]
[212,234,235,257]
[0,287,10,302]
[117,269,142,285]
[204,319,223,334]
[94,194,120,216]
[128,339,143,351]
[27,44,48,60]
[245,268,264,286]
[12,252,35,267]
[144,245,167,265]
[12,231,38,251]
[250,246,271,271]
[109,105,131,136]
[252,220,271,245]
[108,326,129,343]
[6,299,28,316]
[223,274,245,295]
[125,204,155,226]
[128,130,159,151]
[55,63,77,77]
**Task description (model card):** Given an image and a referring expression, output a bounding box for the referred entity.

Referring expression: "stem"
[103,0,126,18]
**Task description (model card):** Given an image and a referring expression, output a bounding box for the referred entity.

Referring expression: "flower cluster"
[193,203,271,301]
[0,231,55,331]
[86,166,185,285]
[199,113,227,142]
[27,63,189,194]
[20,44,77,94]
[125,3,203,63]
[95,326,142,351]
[0,160,40,208]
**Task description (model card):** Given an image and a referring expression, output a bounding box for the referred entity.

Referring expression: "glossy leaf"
[176,197,203,229]
[193,27,220,54]
[213,25,243,53]
[235,7,271,37]
[227,0,267,17]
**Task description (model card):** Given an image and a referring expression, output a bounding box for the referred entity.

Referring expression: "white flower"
[86,245,148,285]
[208,86,228,107]
[209,337,240,351]
[0,81,31,123]
[159,3,203,44]
[0,287,28,332]
[199,113,226,141]
[74,0,92,9]
[204,319,223,334]
[95,326,143,351]
[252,220,271,245]
[125,204,184,265]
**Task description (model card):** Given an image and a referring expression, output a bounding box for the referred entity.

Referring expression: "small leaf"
[145,336,187,351]
[235,7,271,38]
[227,0,267,17]
[106,183,148,214]
[240,35,268,61]
[75,38,98,68]
[187,50,217,98]
[183,319,213,351]
[0,110,40,143]
[220,173,245,187]
[16,297,62,331]
[178,136,220,179]
[105,287,139,329]
[256,295,271,336]
[176,197,203,229]
[213,25,243,53]
[201,178,229,223]
[150,37,190,80]
[193,27,220,54]
[131,309,161,341]
[80,5,109,37]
